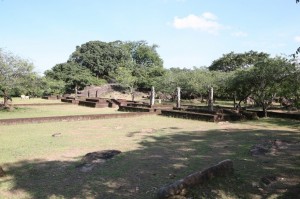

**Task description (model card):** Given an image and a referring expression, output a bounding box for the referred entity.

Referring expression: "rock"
[157,159,234,199]
[81,150,121,164]
[273,139,288,149]
[261,175,277,185]
[80,164,97,173]
[77,150,121,172]
[0,166,5,177]
[52,133,62,137]
[250,145,269,156]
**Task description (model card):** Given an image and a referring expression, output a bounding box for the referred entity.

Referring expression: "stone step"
[118,106,155,112]
[160,110,220,122]
[78,100,109,108]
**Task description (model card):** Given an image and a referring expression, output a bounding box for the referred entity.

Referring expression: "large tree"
[0,49,35,107]
[209,51,269,72]
[109,66,138,101]
[69,41,131,78]
[124,40,163,68]
[122,41,165,89]
[67,40,164,89]
[229,57,295,116]
[45,62,105,96]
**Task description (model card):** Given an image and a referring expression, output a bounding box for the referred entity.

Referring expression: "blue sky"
[0,0,299,74]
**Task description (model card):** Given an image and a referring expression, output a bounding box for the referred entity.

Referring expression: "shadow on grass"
[2,127,300,199]
[254,117,300,130]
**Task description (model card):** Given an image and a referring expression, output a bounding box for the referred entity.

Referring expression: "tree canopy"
[45,61,105,96]
[69,41,130,78]
[46,40,165,92]
[0,49,35,106]
[228,57,296,116]
[209,51,269,72]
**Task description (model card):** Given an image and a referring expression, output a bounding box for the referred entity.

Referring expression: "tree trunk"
[262,103,268,117]
[3,90,9,107]
[233,92,237,109]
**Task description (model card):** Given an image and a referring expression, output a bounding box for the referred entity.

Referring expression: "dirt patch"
[250,139,300,156]
[76,150,122,172]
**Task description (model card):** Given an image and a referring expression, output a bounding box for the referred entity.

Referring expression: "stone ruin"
[157,159,234,199]
[77,84,124,98]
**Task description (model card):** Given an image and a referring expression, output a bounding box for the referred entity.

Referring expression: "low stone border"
[157,159,234,199]
[160,110,220,122]
[0,112,158,125]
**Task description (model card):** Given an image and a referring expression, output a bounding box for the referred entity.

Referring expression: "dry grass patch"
[0,105,121,119]
[0,116,299,198]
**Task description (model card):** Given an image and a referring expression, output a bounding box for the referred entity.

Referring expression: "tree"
[276,57,300,107]
[226,69,255,108]
[229,57,295,116]
[69,41,131,79]
[109,66,137,101]
[124,41,163,68]
[67,40,164,89]
[13,73,46,97]
[209,51,269,72]
[42,77,66,96]
[123,41,164,89]
[0,49,35,107]
[45,62,105,96]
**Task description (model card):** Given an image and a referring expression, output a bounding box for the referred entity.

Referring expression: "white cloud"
[231,31,248,37]
[202,12,217,20]
[295,36,300,43]
[172,12,223,34]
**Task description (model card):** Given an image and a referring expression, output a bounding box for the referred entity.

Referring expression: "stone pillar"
[150,86,155,106]
[176,87,181,108]
[208,87,213,111]
[96,90,98,98]
[88,90,90,98]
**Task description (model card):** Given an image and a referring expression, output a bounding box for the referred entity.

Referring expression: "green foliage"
[69,41,131,78]
[46,40,164,91]
[109,66,137,92]
[153,67,231,99]
[45,62,106,94]
[0,49,36,105]
[109,40,165,89]
[124,40,163,68]
[209,51,269,72]
[42,77,66,95]
[228,57,296,115]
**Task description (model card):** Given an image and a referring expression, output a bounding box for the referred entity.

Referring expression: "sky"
[0,0,299,74]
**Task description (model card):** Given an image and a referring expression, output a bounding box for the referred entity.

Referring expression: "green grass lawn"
[0,105,122,119]
[0,97,64,104]
[0,116,299,199]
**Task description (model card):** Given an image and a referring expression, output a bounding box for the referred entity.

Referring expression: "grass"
[179,99,236,108]
[0,105,122,119]
[0,97,64,104]
[0,115,299,199]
